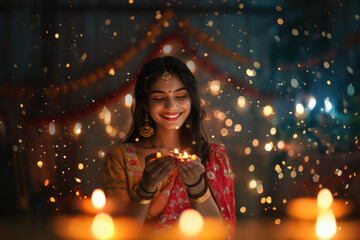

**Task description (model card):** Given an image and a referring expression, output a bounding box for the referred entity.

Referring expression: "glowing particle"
[55,33,59,39]
[163,44,172,54]
[186,60,195,72]
[66,63,70,68]
[104,19,111,25]
[270,127,277,135]
[253,61,261,68]
[49,122,56,135]
[210,80,220,95]
[312,174,320,182]
[220,128,228,136]
[263,105,273,116]
[74,123,82,135]
[308,97,317,110]
[75,178,82,183]
[275,219,281,225]
[91,213,115,240]
[249,165,255,172]
[347,84,355,96]
[324,61,330,69]
[44,179,49,186]
[290,170,297,178]
[249,180,257,189]
[252,139,259,147]
[246,69,256,77]
[225,119,233,127]
[37,161,43,168]
[234,124,242,132]
[291,29,299,36]
[50,197,55,202]
[265,142,273,151]
[244,147,251,155]
[207,20,213,27]
[324,98,332,112]
[124,94,133,107]
[240,206,246,213]
[92,189,106,210]
[179,209,204,236]
[98,151,105,158]
[78,163,84,170]
[237,96,246,108]
[291,78,299,88]
[108,68,115,76]
[277,18,284,25]
[296,103,305,115]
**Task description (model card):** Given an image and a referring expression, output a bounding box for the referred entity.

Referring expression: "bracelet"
[188,185,211,204]
[139,181,158,195]
[131,183,154,205]
[184,174,203,188]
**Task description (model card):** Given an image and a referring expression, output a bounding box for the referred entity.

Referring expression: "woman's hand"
[177,155,205,186]
[140,153,175,192]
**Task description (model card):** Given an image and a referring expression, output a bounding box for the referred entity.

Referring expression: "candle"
[156,151,162,158]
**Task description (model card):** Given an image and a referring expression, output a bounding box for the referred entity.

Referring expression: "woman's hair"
[124,56,210,163]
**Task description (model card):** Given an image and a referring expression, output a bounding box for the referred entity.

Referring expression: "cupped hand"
[141,153,176,191]
[177,155,205,186]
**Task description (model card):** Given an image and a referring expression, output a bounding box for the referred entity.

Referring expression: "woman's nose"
[165,97,177,109]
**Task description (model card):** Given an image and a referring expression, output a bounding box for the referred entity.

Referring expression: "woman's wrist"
[186,178,206,196]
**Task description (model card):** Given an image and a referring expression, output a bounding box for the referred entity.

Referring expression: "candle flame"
[91,189,106,210]
[174,148,179,154]
[91,213,114,240]
[156,152,162,158]
[191,154,197,160]
[183,152,189,158]
[179,209,204,236]
[316,209,337,239]
[317,188,333,210]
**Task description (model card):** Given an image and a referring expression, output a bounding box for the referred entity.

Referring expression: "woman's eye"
[176,95,187,99]
[153,98,164,101]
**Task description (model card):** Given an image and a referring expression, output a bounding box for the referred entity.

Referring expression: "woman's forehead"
[149,75,185,91]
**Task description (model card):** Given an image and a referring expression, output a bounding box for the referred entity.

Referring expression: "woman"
[103,56,235,238]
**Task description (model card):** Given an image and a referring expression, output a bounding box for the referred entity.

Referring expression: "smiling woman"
[102,56,236,238]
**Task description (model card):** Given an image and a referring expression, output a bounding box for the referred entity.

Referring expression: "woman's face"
[147,74,191,131]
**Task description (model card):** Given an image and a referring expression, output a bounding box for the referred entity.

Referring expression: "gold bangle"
[131,183,153,205]
[188,186,211,204]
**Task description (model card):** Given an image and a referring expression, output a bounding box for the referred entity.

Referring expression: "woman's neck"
[152,128,181,151]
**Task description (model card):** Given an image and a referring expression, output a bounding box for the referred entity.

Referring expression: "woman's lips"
[161,112,183,121]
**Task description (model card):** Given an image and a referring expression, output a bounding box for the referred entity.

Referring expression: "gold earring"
[140,112,154,138]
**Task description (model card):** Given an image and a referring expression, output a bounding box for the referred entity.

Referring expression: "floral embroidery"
[129,159,137,165]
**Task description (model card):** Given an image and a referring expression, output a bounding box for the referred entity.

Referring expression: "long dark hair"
[124,56,210,163]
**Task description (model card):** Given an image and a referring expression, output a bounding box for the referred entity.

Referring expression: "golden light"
[183,152,189,158]
[78,163,84,170]
[156,152,162,158]
[265,142,273,151]
[49,122,56,135]
[246,69,256,77]
[220,128,229,136]
[55,33,59,39]
[263,105,273,116]
[163,44,172,54]
[252,139,259,147]
[186,60,196,72]
[91,213,115,240]
[37,161,43,168]
[179,209,204,237]
[44,179,50,186]
[234,124,242,132]
[108,68,115,76]
[244,147,251,155]
[91,189,106,210]
[270,127,277,135]
[237,96,246,108]
[296,103,305,115]
[174,148,179,154]
[240,206,246,213]
[277,140,285,149]
[125,94,133,107]
[316,210,337,239]
[74,123,82,135]
[191,155,197,160]
[317,188,333,210]
[249,180,257,189]
[225,119,233,127]
[210,80,221,95]
[104,110,111,125]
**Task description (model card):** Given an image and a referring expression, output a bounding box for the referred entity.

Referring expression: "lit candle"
[156,151,162,158]
[191,155,197,161]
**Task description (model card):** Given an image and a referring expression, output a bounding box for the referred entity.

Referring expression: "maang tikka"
[139,112,154,138]
[161,58,171,83]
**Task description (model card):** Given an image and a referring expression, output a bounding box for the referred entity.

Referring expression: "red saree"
[103,143,236,238]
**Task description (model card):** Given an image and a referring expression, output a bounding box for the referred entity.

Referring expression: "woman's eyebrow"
[150,87,186,95]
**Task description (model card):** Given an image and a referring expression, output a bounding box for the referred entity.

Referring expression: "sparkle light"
[49,123,56,135]
[125,94,133,107]
[74,123,82,135]
[37,161,43,168]
[270,127,277,135]
[237,96,246,108]
[246,69,256,77]
[296,103,305,115]
[186,60,196,72]
[324,98,332,113]
[249,180,257,189]
[263,105,273,117]
[163,44,172,54]
[210,80,221,95]
[316,210,337,240]
[179,209,204,236]
[308,97,317,110]
[91,189,106,210]
[347,84,355,96]
[265,142,273,151]
[317,188,333,210]
[91,213,115,240]
[234,124,242,132]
